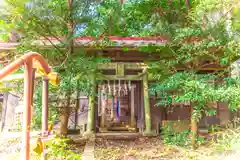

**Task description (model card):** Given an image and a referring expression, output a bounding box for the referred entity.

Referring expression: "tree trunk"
[74,81,80,129]
[60,95,70,136]
[59,0,74,137]
[60,109,69,136]
[59,75,72,136]
[191,104,198,149]
[185,0,190,10]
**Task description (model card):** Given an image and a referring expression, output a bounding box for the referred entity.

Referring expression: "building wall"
[150,98,165,129]
[218,102,231,126]
[149,99,232,130]
[166,105,191,121]
[1,93,20,131]
[69,96,88,132]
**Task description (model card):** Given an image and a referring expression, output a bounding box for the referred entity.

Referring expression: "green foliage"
[151,71,240,122]
[162,125,205,147]
[0,83,11,92]
[47,137,82,160]
[32,82,59,129]
[213,127,240,151]
[162,125,191,147]
[0,0,111,131]
[84,0,190,37]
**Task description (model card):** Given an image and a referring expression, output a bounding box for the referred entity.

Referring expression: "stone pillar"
[142,68,152,135]
[86,72,96,135]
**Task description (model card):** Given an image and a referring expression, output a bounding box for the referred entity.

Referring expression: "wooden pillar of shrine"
[100,88,106,129]
[86,72,96,134]
[130,85,136,127]
[143,68,152,135]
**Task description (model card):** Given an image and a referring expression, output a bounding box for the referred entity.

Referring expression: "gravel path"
[0,137,22,160]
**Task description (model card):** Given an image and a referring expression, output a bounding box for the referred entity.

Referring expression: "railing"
[0,52,51,160]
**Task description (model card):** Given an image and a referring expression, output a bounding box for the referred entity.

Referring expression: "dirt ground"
[0,133,238,160]
[94,137,236,160]
[0,136,22,160]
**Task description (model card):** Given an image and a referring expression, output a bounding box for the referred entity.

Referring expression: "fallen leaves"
[94,136,240,160]
[95,137,176,160]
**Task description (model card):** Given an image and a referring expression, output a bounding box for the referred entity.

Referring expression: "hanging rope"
[118,79,121,117]
[124,80,128,95]
[108,80,111,95]
[113,80,116,96]
[116,79,120,120]
[128,80,132,91]
[116,96,120,120]
[111,95,114,119]
[102,84,107,116]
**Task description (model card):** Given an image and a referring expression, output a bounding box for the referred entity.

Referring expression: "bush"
[161,125,191,147]
[162,125,205,147]
[213,127,240,151]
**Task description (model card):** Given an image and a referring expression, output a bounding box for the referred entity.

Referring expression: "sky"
[0,0,4,6]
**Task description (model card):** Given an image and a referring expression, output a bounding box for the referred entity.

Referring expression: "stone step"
[96,132,140,140]
[107,126,129,131]
[82,135,95,160]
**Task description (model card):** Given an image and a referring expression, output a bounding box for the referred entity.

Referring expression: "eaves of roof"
[0,36,168,51]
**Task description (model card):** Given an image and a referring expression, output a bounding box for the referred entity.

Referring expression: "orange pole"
[42,76,49,136]
[30,68,36,121]
[0,52,50,79]
[0,52,51,160]
[23,59,32,160]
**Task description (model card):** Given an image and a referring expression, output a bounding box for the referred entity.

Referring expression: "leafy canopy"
[1,0,240,123]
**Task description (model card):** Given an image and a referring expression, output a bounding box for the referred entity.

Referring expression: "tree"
[0,0,108,136]
[145,0,240,148]
[86,0,240,148]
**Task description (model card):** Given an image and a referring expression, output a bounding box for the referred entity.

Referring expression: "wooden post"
[130,85,136,127]
[42,76,49,136]
[75,81,80,129]
[191,105,198,149]
[23,59,33,160]
[142,68,152,134]
[0,52,51,160]
[86,72,96,134]
[100,88,106,128]
[98,86,101,119]
[0,93,8,132]
[30,68,36,122]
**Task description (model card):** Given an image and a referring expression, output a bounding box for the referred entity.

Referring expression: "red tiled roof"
[0,42,19,50]
[0,36,168,50]
[42,36,168,41]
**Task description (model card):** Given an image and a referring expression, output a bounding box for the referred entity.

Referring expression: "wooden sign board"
[1,93,19,132]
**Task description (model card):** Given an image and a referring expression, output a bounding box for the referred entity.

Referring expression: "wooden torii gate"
[0,52,59,160]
